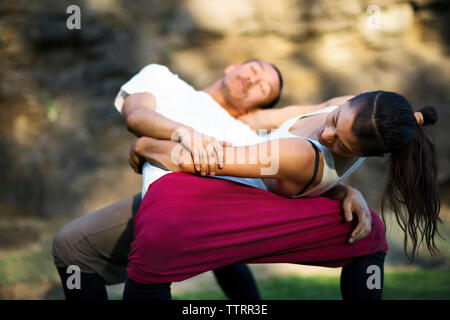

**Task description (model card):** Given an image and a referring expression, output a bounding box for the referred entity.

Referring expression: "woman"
[124,91,441,299]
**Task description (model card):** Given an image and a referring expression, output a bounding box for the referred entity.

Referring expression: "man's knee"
[52,221,83,268]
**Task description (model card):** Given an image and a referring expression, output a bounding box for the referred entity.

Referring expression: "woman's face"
[318,103,362,157]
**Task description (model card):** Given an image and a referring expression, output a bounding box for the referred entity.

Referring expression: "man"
[52,60,371,300]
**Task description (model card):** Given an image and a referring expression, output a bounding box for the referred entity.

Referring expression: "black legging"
[340,251,385,300]
[57,263,260,300]
[122,251,386,300]
[122,264,260,300]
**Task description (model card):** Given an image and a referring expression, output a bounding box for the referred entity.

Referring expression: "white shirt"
[114,64,268,197]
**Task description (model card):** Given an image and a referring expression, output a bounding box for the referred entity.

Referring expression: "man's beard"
[222,77,247,107]
[221,79,233,106]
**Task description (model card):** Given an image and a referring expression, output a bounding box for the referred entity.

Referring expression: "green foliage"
[0,241,58,288]
[172,270,450,300]
[1,238,448,299]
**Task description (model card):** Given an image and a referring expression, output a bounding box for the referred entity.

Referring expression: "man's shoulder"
[138,64,198,91]
[138,63,173,77]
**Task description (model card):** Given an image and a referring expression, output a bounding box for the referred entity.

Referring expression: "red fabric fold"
[128,173,388,283]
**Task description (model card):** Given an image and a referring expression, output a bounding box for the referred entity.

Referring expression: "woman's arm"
[237,95,355,130]
[134,136,320,195]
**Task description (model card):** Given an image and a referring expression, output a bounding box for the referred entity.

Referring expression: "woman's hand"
[172,127,232,176]
[341,187,372,244]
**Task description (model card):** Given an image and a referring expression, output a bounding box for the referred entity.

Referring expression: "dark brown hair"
[243,59,283,109]
[350,91,442,261]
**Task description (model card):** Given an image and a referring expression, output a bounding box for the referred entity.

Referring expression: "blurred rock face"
[0,0,449,218]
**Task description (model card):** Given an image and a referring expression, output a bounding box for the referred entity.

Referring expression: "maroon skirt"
[128,173,388,283]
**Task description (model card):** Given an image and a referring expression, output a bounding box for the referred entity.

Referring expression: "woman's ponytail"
[380,105,442,261]
[350,91,443,261]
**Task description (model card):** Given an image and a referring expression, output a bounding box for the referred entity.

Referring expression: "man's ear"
[224,64,238,75]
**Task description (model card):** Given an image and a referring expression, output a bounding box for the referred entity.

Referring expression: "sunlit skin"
[205,60,281,117]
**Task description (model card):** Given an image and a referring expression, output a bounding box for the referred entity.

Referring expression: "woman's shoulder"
[277,138,324,188]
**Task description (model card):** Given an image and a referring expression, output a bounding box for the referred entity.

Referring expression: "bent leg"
[52,194,140,299]
[52,190,259,300]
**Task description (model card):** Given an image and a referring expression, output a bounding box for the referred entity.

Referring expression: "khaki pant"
[52,194,142,285]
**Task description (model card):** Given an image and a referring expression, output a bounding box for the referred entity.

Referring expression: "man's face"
[222,60,281,114]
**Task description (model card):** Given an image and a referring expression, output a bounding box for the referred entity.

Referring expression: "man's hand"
[172,127,232,176]
[128,139,145,174]
[341,187,372,244]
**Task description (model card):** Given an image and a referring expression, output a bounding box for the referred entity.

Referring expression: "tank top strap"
[295,139,320,196]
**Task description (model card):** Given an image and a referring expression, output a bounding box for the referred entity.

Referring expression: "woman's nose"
[321,127,335,143]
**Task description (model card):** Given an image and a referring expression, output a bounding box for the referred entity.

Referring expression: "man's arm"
[237,95,354,130]
[122,92,231,175]
[121,91,191,140]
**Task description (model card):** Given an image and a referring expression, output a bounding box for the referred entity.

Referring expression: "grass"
[0,214,448,299]
[0,242,448,299]
[172,269,450,300]
[0,241,59,288]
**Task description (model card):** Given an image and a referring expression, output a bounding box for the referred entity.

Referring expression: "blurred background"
[0,0,448,299]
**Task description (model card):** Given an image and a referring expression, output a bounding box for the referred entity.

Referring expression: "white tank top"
[267,105,365,197]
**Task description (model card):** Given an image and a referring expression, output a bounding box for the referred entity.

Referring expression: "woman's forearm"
[135,137,274,178]
[135,136,319,197]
